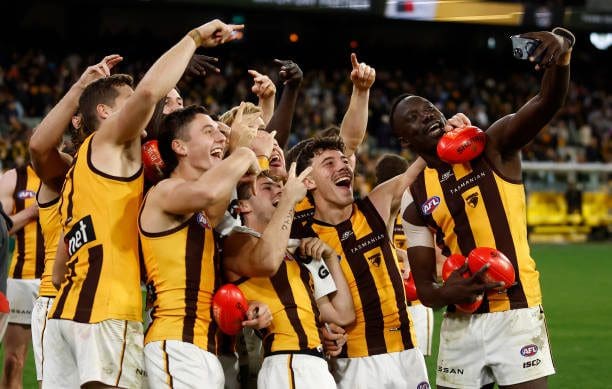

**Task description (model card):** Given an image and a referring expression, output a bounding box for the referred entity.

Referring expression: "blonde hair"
[218,102,262,126]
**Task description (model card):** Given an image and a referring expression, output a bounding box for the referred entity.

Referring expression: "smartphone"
[510,35,541,61]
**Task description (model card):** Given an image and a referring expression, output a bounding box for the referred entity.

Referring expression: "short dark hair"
[389,93,414,136]
[285,138,312,166]
[295,136,345,175]
[157,105,208,176]
[78,74,134,134]
[374,153,408,186]
[316,125,341,138]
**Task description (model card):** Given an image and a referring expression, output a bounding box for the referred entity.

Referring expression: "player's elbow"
[134,86,158,107]
[334,309,355,327]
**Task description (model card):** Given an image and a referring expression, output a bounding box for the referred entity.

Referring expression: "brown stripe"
[270,260,309,350]
[288,354,295,389]
[206,231,221,354]
[298,260,321,330]
[73,245,104,322]
[336,218,387,356]
[64,160,77,225]
[359,198,414,350]
[114,321,128,387]
[263,332,275,356]
[162,341,174,388]
[40,297,51,375]
[435,161,490,312]
[11,166,28,278]
[183,219,205,343]
[57,163,75,224]
[35,220,45,278]
[477,159,528,309]
[51,256,79,319]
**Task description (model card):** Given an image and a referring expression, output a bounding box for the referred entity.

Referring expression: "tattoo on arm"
[281,209,294,231]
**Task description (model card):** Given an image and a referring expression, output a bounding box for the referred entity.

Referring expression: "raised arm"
[223,164,312,277]
[265,59,303,149]
[249,69,276,125]
[52,233,68,290]
[340,53,376,158]
[30,55,122,184]
[154,147,258,224]
[98,20,244,145]
[368,157,426,225]
[486,29,573,156]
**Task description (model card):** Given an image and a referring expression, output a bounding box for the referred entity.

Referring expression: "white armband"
[304,258,337,299]
[400,190,435,248]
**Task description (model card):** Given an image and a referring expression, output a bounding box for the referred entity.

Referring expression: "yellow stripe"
[287,354,295,389]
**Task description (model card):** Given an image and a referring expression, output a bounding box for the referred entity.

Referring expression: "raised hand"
[228,102,260,152]
[274,59,303,87]
[299,237,336,261]
[249,130,277,160]
[349,53,375,91]
[248,70,276,99]
[195,19,244,48]
[520,30,573,71]
[184,54,220,78]
[282,162,312,205]
[77,54,123,88]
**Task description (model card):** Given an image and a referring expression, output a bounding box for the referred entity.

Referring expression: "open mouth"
[334,176,352,189]
[428,121,444,138]
[270,153,283,167]
[210,147,224,159]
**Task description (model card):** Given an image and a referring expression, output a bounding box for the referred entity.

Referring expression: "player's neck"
[312,198,352,225]
[172,161,206,181]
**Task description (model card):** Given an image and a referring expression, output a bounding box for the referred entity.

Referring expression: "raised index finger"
[350,53,359,69]
[288,162,297,179]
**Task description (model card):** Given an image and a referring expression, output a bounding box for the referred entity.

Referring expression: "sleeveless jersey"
[37,192,61,297]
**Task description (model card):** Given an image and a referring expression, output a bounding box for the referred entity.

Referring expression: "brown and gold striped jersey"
[37,193,61,298]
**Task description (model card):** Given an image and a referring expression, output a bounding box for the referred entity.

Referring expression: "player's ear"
[171,139,187,157]
[303,175,316,190]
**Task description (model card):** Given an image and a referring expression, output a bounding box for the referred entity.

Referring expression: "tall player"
[294,137,429,388]
[0,163,42,388]
[392,29,574,388]
[41,20,244,388]
[28,55,123,386]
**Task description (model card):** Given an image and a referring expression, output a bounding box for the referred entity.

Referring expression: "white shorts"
[31,296,54,381]
[408,303,434,356]
[42,318,145,388]
[6,278,40,324]
[145,340,224,389]
[258,353,335,389]
[332,348,430,389]
[437,306,555,388]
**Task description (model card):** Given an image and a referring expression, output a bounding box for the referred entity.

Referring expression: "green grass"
[424,242,612,388]
[2,243,611,388]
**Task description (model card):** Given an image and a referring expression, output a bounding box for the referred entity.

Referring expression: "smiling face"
[163,88,183,114]
[178,113,227,171]
[269,139,287,179]
[392,95,447,156]
[307,149,354,208]
[241,175,284,225]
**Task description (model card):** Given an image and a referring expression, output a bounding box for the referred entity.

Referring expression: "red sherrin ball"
[212,284,248,335]
[442,254,467,282]
[404,273,418,302]
[467,247,515,290]
[0,292,9,313]
[456,295,483,313]
[142,140,166,184]
[436,126,486,164]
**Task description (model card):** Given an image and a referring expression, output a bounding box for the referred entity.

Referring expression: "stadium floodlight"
[589,32,612,50]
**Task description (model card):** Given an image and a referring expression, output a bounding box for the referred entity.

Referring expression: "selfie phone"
[510,35,541,61]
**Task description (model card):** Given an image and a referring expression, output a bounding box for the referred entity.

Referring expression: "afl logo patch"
[421,196,441,215]
[520,344,538,357]
[197,212,210,229]
[417,382,430,389]
[17,190,36,200]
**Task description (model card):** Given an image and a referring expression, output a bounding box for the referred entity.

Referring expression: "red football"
[212,284,248,335]
[0,292,9,313]
[436,126,486,164]
[442,254,467,282]
[467,247,515,290]
[456,295,483,313]
[404,273,418,302]
[142,140,166,184]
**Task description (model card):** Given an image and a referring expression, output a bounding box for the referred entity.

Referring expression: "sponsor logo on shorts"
[136,368,147,376]
[520,344,539,357]
[10,309,32,315]
[417,382,430,389]
[17,190,36,200]
[523,358,541,368]
[438,366,464,375]
[421,196,440,215]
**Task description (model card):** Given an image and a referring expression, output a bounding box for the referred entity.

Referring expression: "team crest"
[466,192,479,208]
[421,196,441,215]
[17,190,36,200]
[367,253,381,267]
[196,212,211,229]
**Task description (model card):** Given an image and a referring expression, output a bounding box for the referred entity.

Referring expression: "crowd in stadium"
[1,47,609,177]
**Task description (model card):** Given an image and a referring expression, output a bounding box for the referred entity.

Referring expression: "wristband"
[257,155,270,171]
[188,29,203,47]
